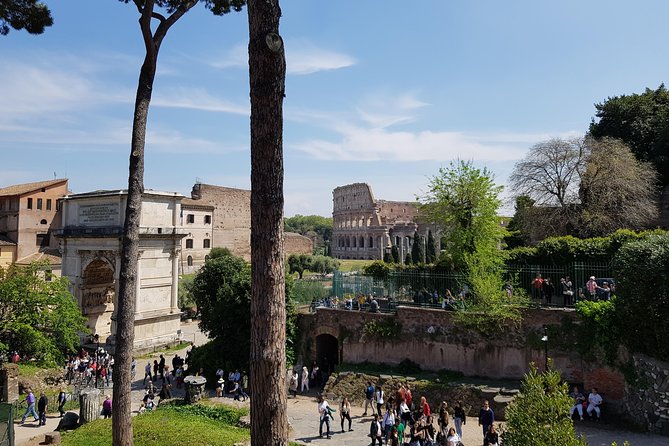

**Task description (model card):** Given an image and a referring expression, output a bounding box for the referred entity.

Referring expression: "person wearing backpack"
[363,381,376,416]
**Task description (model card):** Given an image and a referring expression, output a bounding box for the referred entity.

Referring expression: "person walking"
[20,388,39,424]
[318,395,333,439]
[101,395,112,419]
[37,392,48,426]
[289,370,299,398]
[382,406,396,444]
[375,385,385,416]
[143,361,152,384]
[363,381,376,416]
[478,400,495,443]
[57,389,67,417]
[446,426,461,446]
[453,400,466,439]
[484,424,499,446]
[370,414,383,446]
[300,366,309,393]
[437,400,450,435]
[340,397,353,432]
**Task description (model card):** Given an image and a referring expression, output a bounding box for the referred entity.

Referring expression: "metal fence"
[0,402,14,446]
[325,261,614,308]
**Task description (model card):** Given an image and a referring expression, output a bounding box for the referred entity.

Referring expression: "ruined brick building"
[332,183,437,261]
[184,183,312,269]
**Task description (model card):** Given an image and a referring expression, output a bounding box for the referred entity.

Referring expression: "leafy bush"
[362,318,402,340]
[612,233,669,361]
[506,229,660,265]
[574,299,620,363]
[502,363,586,446]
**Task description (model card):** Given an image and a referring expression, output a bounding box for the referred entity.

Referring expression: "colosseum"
[332,183,436,260]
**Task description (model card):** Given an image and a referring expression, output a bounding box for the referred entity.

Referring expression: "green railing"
[323,262,614,308]
[0,402,14,446]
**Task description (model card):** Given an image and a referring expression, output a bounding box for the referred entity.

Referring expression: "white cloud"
[211,40,356,75]
[152,88,249,115]
[286,41,356,75]
[0,60,132,125]
[292,126,529,162]
[210,44,247,70]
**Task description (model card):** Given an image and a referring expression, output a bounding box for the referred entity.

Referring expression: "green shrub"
[574,299,620,363]
[501,363,586,446]
[362,318,402,340]
[612,233,669,361]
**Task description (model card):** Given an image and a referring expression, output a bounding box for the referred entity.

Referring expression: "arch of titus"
[332,183,437,260]
[57,189,186,352]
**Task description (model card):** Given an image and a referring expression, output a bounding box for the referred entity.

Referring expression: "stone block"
[44,432,61,445]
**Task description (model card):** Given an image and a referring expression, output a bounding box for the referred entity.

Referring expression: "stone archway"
[316,333,339,376]
[80,258,116,339]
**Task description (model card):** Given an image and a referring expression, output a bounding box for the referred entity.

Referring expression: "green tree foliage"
[425,230,437,264]
[420,160,505,271]
[0,0,53,35]
[284,214,333,254]
[404,253,412,265]
[383,252,392,263]
[411,230,424,264]
[574,300,620,364]
[612,233,669,361]
[0,262,88,364]
[505,229,659,265]
[177,274,196,311]
[191,254,251,366]
[391,245,400,263]
[190,253,297,367]
[206,247,233,260]
[589,84,669,185]
[287,254,339,279]
[504,195,535,248]
[502,364,587,446]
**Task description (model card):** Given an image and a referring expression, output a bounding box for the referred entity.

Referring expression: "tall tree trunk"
[112,47,156,446]
[247,1,287,445]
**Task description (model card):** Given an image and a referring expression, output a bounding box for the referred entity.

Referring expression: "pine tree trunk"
[112,52,156,446]
[247,0,288,444]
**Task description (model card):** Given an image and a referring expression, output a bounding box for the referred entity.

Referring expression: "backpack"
[366,385,375,398]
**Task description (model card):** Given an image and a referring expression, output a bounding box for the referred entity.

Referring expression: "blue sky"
[2,0,668,216]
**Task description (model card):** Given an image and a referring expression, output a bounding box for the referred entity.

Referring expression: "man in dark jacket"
[478,400,494,443]
[370,413,382,446]
[37,392,48,426]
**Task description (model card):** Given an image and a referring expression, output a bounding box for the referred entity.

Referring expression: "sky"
[2,0,668,217]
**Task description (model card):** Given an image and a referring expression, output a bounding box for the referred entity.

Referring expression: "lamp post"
[93,334,100,389]
[541,325,549,372]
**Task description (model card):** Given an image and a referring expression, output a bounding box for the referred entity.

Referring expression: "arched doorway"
[316,333,339,375]
[80,258,115,339]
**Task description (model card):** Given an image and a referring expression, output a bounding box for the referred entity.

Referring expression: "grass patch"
[337,259,375,272]
[17,363,47,378]
[61,404,249,446]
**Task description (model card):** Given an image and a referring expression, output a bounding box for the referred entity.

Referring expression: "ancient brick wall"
[189,183,251,261]
[285,232,313,256]
[301,306,626,406]
[624,354,669,435]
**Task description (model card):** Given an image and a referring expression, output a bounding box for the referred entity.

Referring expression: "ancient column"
[79,388,101,425]
[170,246,179,312]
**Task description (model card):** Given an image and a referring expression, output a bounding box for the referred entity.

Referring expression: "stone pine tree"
[0,0,53,35]
[425,230,436,264]
[411,230,424,264]
[247,0,288,444]
[113,2,244,445]
[391,245,400,263]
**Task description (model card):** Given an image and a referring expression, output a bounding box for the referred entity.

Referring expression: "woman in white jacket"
[300,366,309,393]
